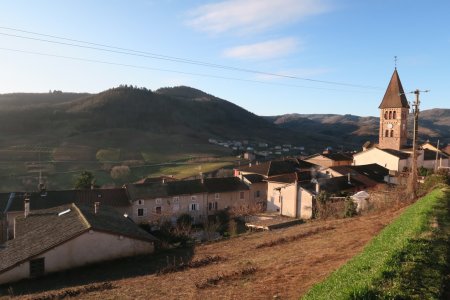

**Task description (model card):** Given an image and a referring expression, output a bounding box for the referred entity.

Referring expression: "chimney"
[94,202,100,214]
[24,194,30,218]
[315,181,320,194]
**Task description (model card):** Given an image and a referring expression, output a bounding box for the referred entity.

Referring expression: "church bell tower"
[378,69,410,150]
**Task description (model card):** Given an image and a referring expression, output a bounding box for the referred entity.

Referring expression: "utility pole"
[435,139,440,173]
[407,89,429,199]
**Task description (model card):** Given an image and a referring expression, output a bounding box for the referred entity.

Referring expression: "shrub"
[176,213,193,228]
[344,196,357,218]
[228,219,238,237]
[110,165,130,180]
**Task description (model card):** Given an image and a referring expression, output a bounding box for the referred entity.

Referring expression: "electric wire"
[0,47,379,94]
[0,26,383,90]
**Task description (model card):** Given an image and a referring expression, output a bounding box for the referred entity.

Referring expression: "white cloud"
[223,37,299,60]
[187,0,330,35]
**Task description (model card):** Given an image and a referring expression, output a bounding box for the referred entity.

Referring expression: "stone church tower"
[378,69,410,150]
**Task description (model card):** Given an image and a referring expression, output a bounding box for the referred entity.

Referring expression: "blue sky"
[0,0,449,116]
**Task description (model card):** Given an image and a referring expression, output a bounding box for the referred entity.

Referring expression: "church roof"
[379,69,410,109]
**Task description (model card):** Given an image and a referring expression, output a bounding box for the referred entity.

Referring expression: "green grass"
[302,187,450,300]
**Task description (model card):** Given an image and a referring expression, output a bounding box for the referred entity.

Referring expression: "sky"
[1,0,449,117]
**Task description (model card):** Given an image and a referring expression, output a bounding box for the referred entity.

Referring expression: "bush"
[418,174,449,196]
[228,219,238,237]
[211,209,231,234]
[344,196,357,218]
[177,213,193,228]
[110,165,130,180]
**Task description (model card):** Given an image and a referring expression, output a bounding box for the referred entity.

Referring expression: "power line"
[0,47,379,94]
[0,26,383,90]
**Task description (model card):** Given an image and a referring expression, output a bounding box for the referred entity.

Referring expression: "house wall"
[130,189,251,224]
[206,190,250,215]
[422,158,449,170]
[0,230,154,285]
[131,193,207,225]
[266,181,298,217]
[248,182,267,207]
[305,156,333,168]
[354,148,401,172]
[266,182,283,212]
[298,188,314,219]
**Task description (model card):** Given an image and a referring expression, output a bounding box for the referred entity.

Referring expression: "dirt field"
[4,205,406,300]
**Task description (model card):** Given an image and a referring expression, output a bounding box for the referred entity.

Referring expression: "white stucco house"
[353,147,411,172]
[265,173,315,220]
[0,203,157,285]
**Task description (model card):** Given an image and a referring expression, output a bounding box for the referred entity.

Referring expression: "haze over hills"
[0,85,448,191]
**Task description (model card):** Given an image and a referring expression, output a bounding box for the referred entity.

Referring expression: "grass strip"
[302,187,450,300]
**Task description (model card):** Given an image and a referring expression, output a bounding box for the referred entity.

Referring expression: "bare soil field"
[2,205,407,300]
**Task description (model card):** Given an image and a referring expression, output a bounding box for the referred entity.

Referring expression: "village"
[0,68,449,290]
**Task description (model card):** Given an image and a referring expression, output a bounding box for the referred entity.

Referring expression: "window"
[215,193,220,199]
[239,191,245,200]
[255,190,260,198]
[384,111,388,119]
[385,130,389,137]
[190,203,199,211]
[279,195,283,203]
[29,258,45,278]
[388,111,392,119]
[390,130,394,137]
[137,208,147,217]
[155,198,162,205]
[137,199,144,206]
[172,197,179,203]
[155,207,161,214]
[393,111,397,119]
[208,202,218,211]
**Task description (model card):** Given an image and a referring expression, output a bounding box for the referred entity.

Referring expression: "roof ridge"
[71,203,91,229]
[266,161,272,176]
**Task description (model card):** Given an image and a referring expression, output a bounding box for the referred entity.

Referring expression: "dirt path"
[13,206,406,300]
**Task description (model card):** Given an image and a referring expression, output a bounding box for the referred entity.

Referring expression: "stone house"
[125,177,250,225]
[0,203,157,285]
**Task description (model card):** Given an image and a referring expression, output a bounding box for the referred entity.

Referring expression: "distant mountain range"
[266,108,450,148]
[0,86,448,154]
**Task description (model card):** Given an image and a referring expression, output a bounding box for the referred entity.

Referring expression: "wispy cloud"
[223,38,299,60]
[187,0,330,35]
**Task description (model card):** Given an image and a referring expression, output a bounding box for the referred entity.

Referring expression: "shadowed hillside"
[0,86,448,191]
[267,109,450,147]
